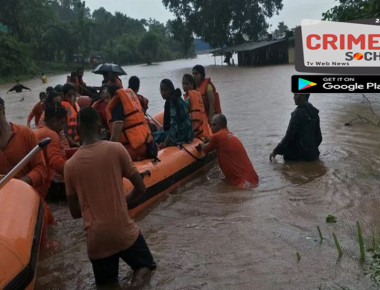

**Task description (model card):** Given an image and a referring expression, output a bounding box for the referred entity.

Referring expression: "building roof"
[213,38,287,54]
[230,39,287,52]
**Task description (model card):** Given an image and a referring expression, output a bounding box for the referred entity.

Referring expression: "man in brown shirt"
[64,107,156,287]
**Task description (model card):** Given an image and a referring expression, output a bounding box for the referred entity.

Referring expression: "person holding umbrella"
[107,72,123,88]
[93,63,125,88]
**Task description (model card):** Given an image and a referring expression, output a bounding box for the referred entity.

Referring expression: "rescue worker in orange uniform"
[196,114,258,189]
[61,83,80,147]
[106,88,154,161]
[27,92,46,128]
[0,97,54,248]
[182,74,212,138]
[35,103,67,197]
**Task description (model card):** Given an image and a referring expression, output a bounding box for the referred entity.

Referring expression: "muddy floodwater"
[1,55,380,289]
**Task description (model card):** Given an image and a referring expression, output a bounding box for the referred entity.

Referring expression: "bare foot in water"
[125,267,153,290]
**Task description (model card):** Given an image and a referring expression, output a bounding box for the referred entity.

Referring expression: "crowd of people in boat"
[0,63,321,288]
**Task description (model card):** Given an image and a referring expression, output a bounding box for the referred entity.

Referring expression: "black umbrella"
[92,63,127,75]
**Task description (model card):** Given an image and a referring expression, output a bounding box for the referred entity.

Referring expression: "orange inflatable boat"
[126,112,216,216]
[126,139,216,216]
[0,179,44,289]
[47,111,216,215]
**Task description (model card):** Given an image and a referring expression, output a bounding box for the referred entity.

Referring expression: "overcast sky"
[85,0,338,30]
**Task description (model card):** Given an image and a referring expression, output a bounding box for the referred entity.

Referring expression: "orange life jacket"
[61,101,80,142]
[106,88,153,150]
[185,90,212,138]
[199,78,222,115]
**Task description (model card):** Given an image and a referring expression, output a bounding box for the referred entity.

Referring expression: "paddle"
[0,137,51,190]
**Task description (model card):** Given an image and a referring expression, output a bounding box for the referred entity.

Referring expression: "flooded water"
[1,54,380,289]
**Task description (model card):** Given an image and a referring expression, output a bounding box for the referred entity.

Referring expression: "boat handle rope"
[178,144,207,162]
[145,113,208,161]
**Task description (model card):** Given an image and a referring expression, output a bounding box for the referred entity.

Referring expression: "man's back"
[204,128,258,188]
[64,140,139,259]
[275,102,322,161]
[9,84,30,93]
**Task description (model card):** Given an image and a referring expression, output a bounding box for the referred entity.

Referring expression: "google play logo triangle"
[298,78,317,90]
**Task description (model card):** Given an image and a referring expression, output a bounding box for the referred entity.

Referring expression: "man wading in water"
[7,80,32,102]
[196,114,259,189]
[64,107,156,289]
[7,80,32,93]
[270,93,322,162]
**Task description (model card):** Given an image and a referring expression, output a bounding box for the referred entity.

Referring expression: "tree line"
[322,0,379,22]
[1,0,377,79]
[162,0,379,50]
[0,0,287,79]
[0,0,195,79]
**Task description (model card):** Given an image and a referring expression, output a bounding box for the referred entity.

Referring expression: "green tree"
[322,0,379,21]
[162,0,283,47]
[138,31,162,65]
[50,0,90,22]
[0,0,191,80]
[0,33,35,78]
[103,34,141,64]
[274,22,288,35]
[0,0,55,41]
[167,17,194,58]
[40,22,82,63]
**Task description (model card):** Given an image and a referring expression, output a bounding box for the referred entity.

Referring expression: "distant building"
[214,32,295,67]
[226,39,292,66]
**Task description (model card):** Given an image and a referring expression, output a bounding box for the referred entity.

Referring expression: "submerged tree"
[162,0,283,47]
[138,31,161,65]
